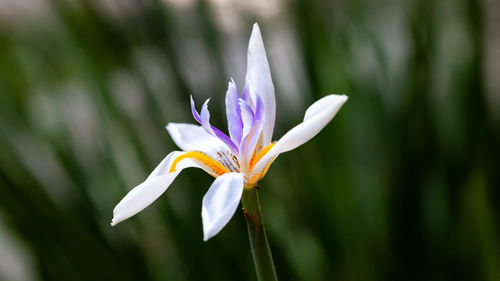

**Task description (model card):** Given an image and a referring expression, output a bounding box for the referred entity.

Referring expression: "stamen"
[225,153,240,172]
[232,154,240,169]
[217,151,239,172]
[169,151,230,177]
[249,142,275,170]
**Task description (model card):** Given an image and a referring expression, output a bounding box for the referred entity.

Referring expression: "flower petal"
[239,98,255,139]
[253,95,265,123]
[240,120,264,171]
[200,98,215,134]
[252,94,348,172]
[190,95,202,124]
[237,96,265,171]
[201,172,244,241]
[241,84,254,110]
[112,151,200,226]
[191,96,239,153]
[225,79,243,144]
[246,23,276,145]
[166,123,227,159]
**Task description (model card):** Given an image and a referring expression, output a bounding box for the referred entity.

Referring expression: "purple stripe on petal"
[254,95,265,123]
[241,84,249,101]
[192,97,239,153]
[241,84,254,110]
[239,96,265,161]
[225,80,243,145]
[190,95,202,124]
[211,126,239,153]
[200,99,213,133]
[239,98,255,141]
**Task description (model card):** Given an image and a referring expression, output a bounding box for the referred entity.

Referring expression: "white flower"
[111,23,347,241]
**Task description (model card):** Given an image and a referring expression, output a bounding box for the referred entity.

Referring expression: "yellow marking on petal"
[247,156,276,186]
[169,151,230,177]
[249,142,275,170]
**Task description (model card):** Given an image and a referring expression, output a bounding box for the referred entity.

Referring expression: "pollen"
[169,151,230,177]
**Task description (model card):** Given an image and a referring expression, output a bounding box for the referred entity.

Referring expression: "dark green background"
[0,0,499,280]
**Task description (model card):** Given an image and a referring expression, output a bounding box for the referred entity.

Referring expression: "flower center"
[168,142,275,186]
[169,150,240,178]
[169,151,230,177]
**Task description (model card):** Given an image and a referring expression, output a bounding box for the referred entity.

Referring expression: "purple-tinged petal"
[211,126,239,153]
[225,79,243,145]
[239,120,264,167]
[239,98,254,140]
[191,97,239,153]
[241,96,265,157]
[254,95,265,123]
[200,99,214,133]
[190,95,202,124]
[241,84,254,110]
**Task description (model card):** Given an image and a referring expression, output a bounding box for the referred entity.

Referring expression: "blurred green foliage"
[0,0,499,280]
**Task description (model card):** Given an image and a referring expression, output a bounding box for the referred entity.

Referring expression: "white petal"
[253,94,348,172]
[201,172,244,241]
[166,123,227,157]
[112,151,200,226]
[245,23,276,145]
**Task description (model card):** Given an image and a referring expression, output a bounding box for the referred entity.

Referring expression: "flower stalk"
[241,186,278,281]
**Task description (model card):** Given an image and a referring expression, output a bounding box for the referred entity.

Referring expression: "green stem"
[241,186,278,281]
